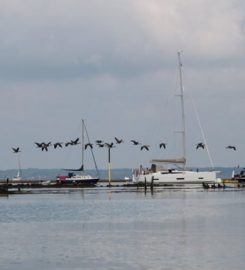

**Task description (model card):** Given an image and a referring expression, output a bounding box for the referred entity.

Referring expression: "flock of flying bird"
[11,137,237,154]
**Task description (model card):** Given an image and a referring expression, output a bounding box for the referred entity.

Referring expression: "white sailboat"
[12,170,22,181]
[12,154,22,181]
[56,119,100,185]
[132,52,220,185]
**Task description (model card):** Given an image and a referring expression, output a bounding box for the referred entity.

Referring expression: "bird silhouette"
[115,137,123,144]
[42,145,48,151]
[71,138,80,145]
[85,143,93,150]
[131,140,140,145]
[159,143,167,149]
[35,142,44,148]
[196,142,205,150]
[105,142,114,148]
[53,142,63,149]
[12,147,21,153]
[35,142,51,151]
[64,138,80,147]
[141,145,150,151]
[97,143,105,148]
[226,145,236,151]
[96,140,103,144]
[42,142,51,151]
[65,141,72,147]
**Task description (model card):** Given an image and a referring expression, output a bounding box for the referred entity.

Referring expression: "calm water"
[0,186,245,270]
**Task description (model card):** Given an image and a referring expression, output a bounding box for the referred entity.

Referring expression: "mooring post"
[108,147,112,187]
[144,177,147,191]
[151,176,154,191]
[6,178,9,193]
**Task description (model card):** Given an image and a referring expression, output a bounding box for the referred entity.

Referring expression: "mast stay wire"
[188,93,215,168]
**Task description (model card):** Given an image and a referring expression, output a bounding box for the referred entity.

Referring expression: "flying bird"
[85,143,93,150]
[141,145,150,151]
[115,137,123,144]
[65,138,80,147]
[42,145,49,152]
[159,143,167,149]
[97,143,105,148]
[131,140,140,145]
[226,145,236,151]
[35,142,51,151]
[35,142,44,148]
[42,142,51,151]
[196,142,205,150]
[65,141,72,147]
[105,142,114,148]
[71,138,80,145]
[12,147,21,153]
[96,140,103,144]
[53,142,63,149]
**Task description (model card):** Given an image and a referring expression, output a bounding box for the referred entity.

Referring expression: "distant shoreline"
[0,167,240,181]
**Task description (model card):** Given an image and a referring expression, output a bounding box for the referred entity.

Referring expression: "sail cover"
[151,158,186,164]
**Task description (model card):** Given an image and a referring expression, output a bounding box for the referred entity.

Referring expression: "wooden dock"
[0,178,130,191]
[1,178,244,195]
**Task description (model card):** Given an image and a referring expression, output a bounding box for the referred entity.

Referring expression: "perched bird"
[12,147,21,153]
[53,142,63,149]
[196,142,205,150]
[131,140,140,145]
[159,143,167,149]
[85,143,93,150]
[226,145,236,151]
[115,137,123,144]
[141,145,150,151]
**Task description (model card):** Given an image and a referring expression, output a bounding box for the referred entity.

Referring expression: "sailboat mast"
[177,51,186,167]
[17,155,22,178]
[83,119,100,177]
[82,119,85,170]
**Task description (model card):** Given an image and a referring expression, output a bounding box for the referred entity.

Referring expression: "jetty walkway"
[0,178,243,195]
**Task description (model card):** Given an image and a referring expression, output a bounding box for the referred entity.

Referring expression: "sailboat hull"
[133,169,220,185]
[56,173,99,186]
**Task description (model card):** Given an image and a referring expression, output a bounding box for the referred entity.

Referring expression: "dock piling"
[144,177,147,191]
[150,176,154,191]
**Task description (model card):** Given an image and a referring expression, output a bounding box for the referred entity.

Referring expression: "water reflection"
[0,188,245,269]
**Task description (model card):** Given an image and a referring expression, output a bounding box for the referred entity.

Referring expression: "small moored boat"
[56,172,99,186]
[57,119,100,186]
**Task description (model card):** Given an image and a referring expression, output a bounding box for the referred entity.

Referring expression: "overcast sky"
[1,0,245,170]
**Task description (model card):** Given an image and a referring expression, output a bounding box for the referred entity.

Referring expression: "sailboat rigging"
[56,119,100,186]
[132,52,220,185]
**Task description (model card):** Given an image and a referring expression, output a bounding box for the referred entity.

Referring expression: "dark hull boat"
[57,119,100,187]
[56,172,99,186]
